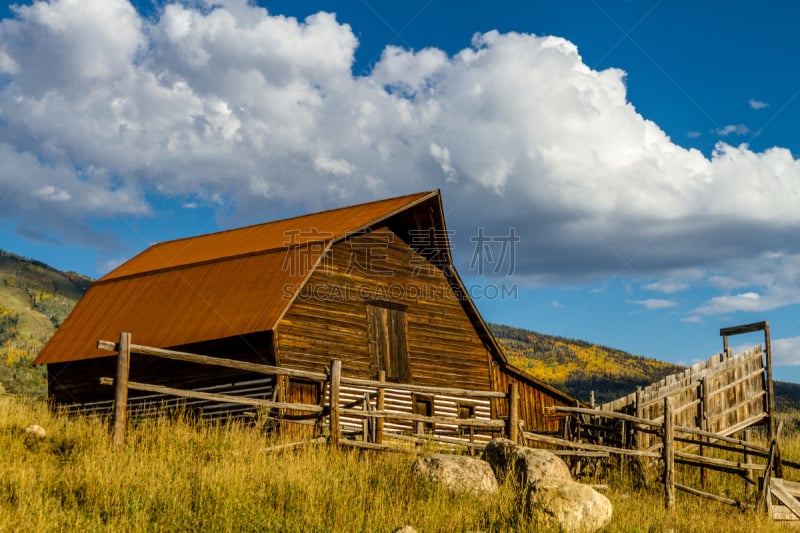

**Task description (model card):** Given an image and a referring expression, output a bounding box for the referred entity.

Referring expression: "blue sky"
[1,0,800,381]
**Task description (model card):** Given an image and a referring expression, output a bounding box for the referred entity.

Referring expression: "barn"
[34,190,577,435]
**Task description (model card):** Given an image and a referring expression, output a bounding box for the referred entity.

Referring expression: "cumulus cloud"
[0,0,799,311]
[774,337,800,366]
[749,99,769,110]
[627,299,678,310]
[716,124,750,136]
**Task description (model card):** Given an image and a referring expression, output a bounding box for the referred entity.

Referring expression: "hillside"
[491,323,693,404]
[0,250,90,395]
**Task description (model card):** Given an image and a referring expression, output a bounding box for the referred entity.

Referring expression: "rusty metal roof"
[102,191,436,281]
[34,191,437,364]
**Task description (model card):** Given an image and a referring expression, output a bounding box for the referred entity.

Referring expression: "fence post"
[508,381,519,443]
[362,393,370,442]
[329,359,342,452]
[743,429,754,499]
[112,332,131,447]
[663,397,675,510]
[376,370,385,445]
[699,378,707,489]
[634,387,643,450]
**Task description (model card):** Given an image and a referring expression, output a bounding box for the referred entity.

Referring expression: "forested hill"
[0,250,90,394]
[490,323,688,404]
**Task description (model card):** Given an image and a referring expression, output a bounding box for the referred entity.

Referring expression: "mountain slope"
[0,250,90,395]
[491,323,686,404]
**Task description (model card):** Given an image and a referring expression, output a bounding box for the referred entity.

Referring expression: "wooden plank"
[339,376,507,398]
[758,420,784,512]
[771,478,800,519]
[720,321,768,336]
[772,505,800,521]
[329,360,342,452]
[775,478,800,498]
[522,431,661,458]
[99,377,324,413]
[376,370,385,445]
[339,408,506,428]
[675,483,739,507]
[664,397,675,510]
[508,381,519,443]
[112,332,131,447]
[546,406,662,428]
[673,452,766,473]
[98,340,328,381]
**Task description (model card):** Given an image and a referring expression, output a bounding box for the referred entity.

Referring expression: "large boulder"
[528,480,613,533]
[484,438,571,486]
[411,454,498,495]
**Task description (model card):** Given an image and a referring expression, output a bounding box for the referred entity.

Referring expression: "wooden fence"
[598,345,768,450]
[521,401,799,516]
[97,332,519,453]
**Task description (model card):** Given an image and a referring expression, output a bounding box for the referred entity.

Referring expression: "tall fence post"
[376,370,385,445]
[508,381,519,443]
[329,359,342,452]
[699,378,707,489]
[663,397,675,510]
[634,387,643,450]
[112,332,131,447]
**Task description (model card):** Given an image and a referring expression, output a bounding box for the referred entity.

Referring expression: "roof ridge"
[147,190,436,249]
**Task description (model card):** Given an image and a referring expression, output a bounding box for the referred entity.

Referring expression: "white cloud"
[773,337,800,366]
[687,131,701,138]
[430,143,458,182]
[749,99,769,110]
[716,124,750,136]
[0,0,798,310]
[687,251,800,317]
[627,299,678,310]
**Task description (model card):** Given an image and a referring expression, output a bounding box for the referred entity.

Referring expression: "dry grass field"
[2,395,799,532]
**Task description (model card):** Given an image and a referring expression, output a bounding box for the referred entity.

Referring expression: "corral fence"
[97,332,521,455]
[521,401,800,518]
[518,321,800,519]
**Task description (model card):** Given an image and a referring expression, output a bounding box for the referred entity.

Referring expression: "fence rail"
[97,332,519,453]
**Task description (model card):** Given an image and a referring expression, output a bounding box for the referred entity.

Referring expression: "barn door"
[367,300,410,382]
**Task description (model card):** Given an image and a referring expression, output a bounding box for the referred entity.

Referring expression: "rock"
[391,527,417,533]
[527,480,613,533]
[484,438,571,486]
[24,424,46,439]
[412,453,498,495]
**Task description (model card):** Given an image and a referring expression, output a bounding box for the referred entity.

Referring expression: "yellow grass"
[1,396,799,532]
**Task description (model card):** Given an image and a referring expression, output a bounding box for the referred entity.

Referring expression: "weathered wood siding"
[276,228,494,390]
[490,362,568,433]
[601,346,767,448]
[48,332,276,420]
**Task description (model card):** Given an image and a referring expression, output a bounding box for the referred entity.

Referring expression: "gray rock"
[412,453,498,495]
[527,480,613,533]
[24,424,46,439]
[484,438,571,486]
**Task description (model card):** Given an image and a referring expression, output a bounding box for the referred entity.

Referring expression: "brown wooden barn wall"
[48,332,276,418]
[489,362,569,433]
[276,228,494,391]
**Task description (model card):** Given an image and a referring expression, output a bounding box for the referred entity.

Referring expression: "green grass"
[2,396,800,532]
